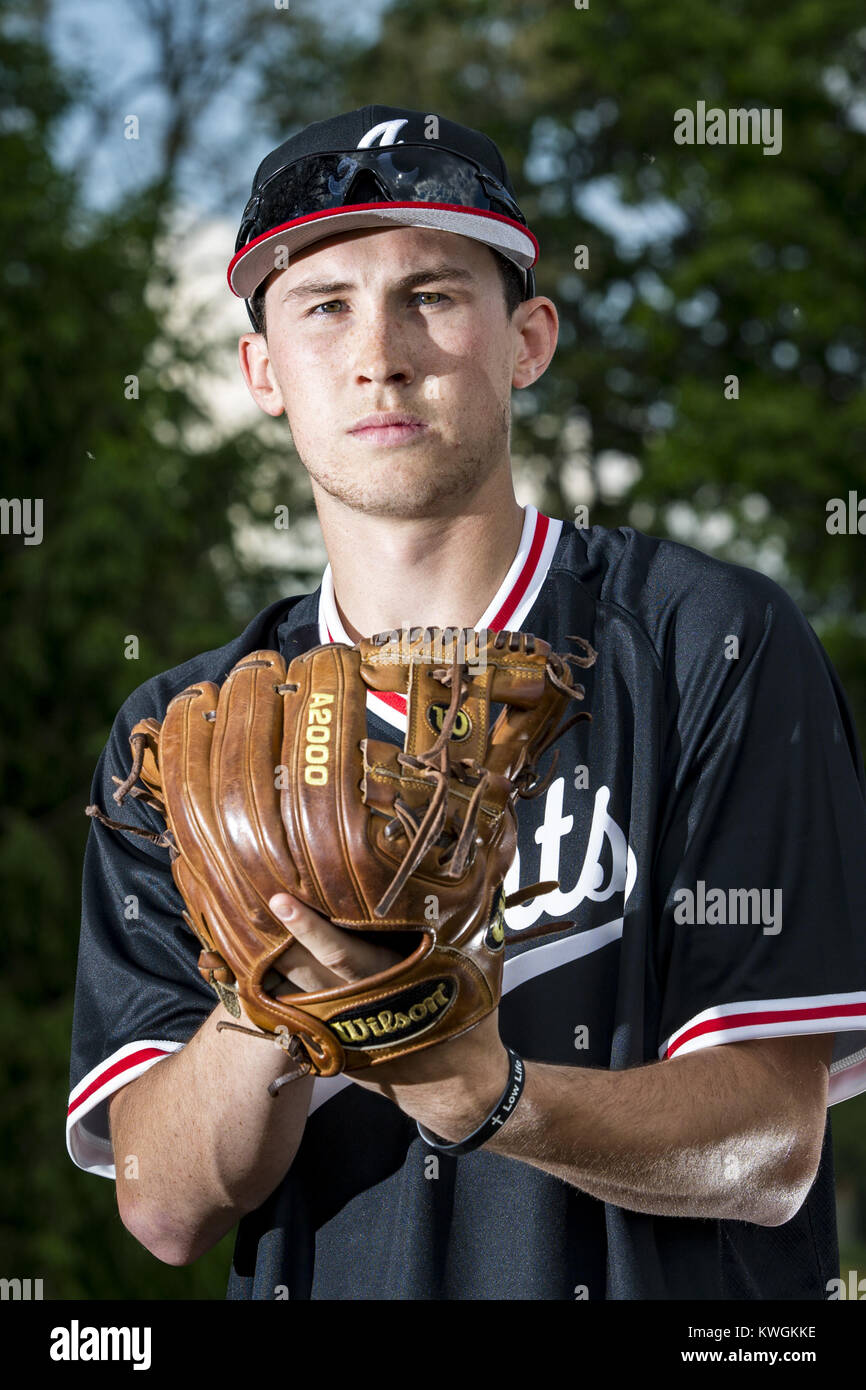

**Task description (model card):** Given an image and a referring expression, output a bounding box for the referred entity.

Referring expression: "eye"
[307,290,448,317]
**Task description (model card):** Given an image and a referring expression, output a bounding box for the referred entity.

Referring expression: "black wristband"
[416,1048,526,1155]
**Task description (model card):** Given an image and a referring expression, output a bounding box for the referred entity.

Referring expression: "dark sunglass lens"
[241,147,523,247]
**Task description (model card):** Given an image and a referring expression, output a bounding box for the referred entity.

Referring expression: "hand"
[268,893,511,1142]
[268,892,402,993]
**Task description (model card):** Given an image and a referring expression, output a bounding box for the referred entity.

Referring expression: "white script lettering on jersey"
[504,783,638,932]
[356,119,409,148]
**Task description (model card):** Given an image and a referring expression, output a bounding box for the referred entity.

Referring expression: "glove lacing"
[372,632,596,918]
[84,732,176,848]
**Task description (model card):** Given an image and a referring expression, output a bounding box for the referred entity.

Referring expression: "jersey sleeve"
[653,569,866,1105]
[67,698,215,1179]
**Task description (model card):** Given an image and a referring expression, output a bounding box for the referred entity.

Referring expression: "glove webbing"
[372,636,595,917]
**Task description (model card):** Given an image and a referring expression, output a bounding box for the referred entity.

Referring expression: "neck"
[315,473,527,643]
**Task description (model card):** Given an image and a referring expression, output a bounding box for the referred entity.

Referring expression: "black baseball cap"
[228,105,538,322]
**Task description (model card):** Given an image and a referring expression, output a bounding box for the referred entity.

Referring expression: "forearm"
[109,999,314,1264]
[473,1046,823,1226]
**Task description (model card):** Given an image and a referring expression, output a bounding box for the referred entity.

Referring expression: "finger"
[271,936,345,995]
[270,894,365,981]
[269,893,402,983]
[271,942,346,993]
[274,962,342,996]
[272,942,303,973]
[271,939,346,995]
[272,941,316,976]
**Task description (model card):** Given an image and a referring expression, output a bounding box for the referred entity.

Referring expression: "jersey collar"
[316,504,562,732]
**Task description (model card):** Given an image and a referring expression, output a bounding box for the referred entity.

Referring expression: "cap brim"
[227,202,538,300]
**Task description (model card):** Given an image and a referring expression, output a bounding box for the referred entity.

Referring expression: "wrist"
[213,998,312,1085]
[451,1046,512,1141]
[395,1045,508,1139]
[417,1043,515,1147]
[417,1047,526,1154]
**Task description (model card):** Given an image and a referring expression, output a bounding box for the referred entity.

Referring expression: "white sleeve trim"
[66,1039,185,1179]
[658,991,866,1105]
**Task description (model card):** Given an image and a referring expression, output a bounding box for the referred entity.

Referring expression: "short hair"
[248,246,527,337]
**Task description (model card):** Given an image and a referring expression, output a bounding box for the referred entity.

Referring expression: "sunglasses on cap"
[235,143,534,296]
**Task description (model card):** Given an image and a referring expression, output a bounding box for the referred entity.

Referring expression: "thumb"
[269,892,298,921]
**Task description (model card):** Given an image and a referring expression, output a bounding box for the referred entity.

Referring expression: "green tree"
[0,4,293,1296]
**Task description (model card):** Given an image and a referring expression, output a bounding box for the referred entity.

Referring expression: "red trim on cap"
[228,202,539,295]
[67,1047,171,1117]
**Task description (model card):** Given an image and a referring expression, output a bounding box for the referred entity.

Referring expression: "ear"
[511,297,558,390]
[238,332,286,417]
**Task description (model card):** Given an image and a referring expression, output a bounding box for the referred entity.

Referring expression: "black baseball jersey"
[68,506,866,1299]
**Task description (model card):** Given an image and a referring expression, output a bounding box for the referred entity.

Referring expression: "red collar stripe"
[490,510,549,630]
[326,508,550,716]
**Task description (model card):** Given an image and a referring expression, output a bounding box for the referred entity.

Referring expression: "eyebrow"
[279,263,479,302]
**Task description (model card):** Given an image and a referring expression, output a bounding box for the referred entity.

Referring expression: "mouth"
[348,414,428,446]
[350,423,427,446]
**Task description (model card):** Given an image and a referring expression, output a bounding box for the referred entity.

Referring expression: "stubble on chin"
[298,401,511,519]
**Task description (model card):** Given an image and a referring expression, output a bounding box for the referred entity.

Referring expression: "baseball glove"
[86,626,596,1091]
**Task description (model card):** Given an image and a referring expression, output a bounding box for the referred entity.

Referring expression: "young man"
[69,106,866,1300]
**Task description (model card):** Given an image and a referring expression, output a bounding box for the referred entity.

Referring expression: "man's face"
[243,226,529,518]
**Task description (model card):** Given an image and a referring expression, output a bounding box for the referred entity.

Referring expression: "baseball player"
[69,106,866,1300]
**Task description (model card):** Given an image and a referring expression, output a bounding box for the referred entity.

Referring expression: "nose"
[350,303,416,388]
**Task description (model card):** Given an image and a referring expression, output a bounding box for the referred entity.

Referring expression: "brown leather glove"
[86,627,596,1084]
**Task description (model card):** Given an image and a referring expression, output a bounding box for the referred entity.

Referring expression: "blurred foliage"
[0,3,282,1297]
[2,0,865,1298]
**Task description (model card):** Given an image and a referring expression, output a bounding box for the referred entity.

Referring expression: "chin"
[311,458,485,515]
[335,490,457,519]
